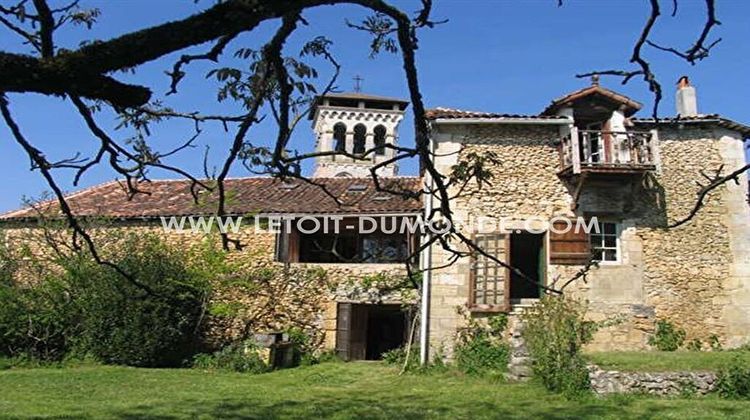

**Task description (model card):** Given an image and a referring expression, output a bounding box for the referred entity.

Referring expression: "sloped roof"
[425,107,568,121]
[542,84,643,116]
[632,114,750,137]
[0,177,423,221]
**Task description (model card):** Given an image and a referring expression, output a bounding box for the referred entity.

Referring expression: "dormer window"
[550,82,659,180]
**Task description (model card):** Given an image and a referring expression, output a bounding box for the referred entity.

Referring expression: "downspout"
[419,127,436,365]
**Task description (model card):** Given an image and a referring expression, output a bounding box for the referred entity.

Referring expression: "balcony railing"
[559,128,659,175]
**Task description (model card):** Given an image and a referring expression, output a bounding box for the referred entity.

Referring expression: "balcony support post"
[570,126,581,174]
[570,172,588,210]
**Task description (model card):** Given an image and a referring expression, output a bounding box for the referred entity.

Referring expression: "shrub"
[286,327,318,366]
[0,232,216,367]
[0,277,78,360]
[687,338,703,352]
[67,235,212,367]
[192,340,269,373]
[715,355,750,399]
[454,313,509,376]
[648,319,686,351]
[709,334,723,351]
[521,295,596,396]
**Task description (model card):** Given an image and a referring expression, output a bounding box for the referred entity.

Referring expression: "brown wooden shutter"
[335,303,367,361]
[287,225,299,263]
[549,219,591,265]
[335,303,352,360]
[275,221,300,263]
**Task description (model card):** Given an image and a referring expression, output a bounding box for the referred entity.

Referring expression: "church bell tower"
[310,92,409,178]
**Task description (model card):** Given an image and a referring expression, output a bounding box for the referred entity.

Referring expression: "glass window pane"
[604,249,617,261]
[603,223,616,235]
[591,235,603,246]
[604,235,617,248]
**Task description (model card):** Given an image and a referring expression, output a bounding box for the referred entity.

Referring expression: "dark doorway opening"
[510,232,545,299]
[336,303,407,361]
[366,305,406,360]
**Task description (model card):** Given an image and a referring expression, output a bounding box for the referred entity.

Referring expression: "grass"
[586,351,750,372]
[1,362,750,419]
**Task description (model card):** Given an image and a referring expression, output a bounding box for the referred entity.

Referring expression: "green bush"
[287,327,319,366]
[0,277,78,360]
[66,236,212,367]
[716,355,750,399]
[192,340,269,373]
[648,319,686,351]
[709,335,723,351]
[0,233,216,367]
[687,338,703,352]
[521,295,596,396]
[454,313,509,376]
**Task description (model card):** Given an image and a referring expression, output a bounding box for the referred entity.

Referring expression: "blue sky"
[1,0,748,213]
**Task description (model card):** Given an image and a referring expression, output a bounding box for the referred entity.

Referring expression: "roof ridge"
[542,84,643,116]
[431,106,490,114]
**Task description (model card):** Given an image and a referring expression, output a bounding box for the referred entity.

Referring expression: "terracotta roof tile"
[541,85,642,116]
[0,177,423,221]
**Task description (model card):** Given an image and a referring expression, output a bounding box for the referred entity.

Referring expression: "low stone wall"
[587,365,717,396]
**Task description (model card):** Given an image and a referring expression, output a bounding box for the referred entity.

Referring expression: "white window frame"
[590,220,621,265]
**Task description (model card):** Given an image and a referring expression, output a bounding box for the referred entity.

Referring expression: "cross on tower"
[353,75,364,92]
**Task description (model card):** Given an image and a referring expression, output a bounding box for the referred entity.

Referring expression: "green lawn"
[586,351,750,372]
[1,362,749,419]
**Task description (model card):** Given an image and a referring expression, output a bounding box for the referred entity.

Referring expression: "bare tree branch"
[0,95,157,296]
[670,163,750,228]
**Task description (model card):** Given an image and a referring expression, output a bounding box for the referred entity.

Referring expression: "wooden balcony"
[558,128,659,179]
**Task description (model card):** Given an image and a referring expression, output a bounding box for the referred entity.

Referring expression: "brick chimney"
[676,76,698,117]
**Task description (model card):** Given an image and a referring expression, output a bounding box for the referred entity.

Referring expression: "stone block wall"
[427,123,750,357]
[0,221,414,352]
[588,365,717,396]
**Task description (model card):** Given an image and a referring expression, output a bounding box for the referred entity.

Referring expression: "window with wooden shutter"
[549,219,591,265]
[274,221,299,263]
[469,233,509,312]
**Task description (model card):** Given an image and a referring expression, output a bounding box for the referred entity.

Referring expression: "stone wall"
[588,365,717,396]
[0,221,414,352]
[427,122,750,357]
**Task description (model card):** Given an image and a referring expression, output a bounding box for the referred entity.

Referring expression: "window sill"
[593,260,622,266]
[467,304,508,314]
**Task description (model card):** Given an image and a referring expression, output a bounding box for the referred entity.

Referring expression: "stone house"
[1,80,749,360]
[424,77,750,355]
